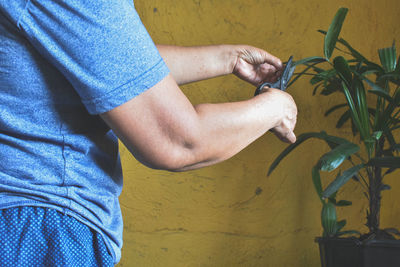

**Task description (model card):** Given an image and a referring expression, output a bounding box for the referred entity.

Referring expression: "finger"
[259,63,287,83]
[275,69,283,78]
[271,127,296,143]
[259,63,277,73]
[240,47,283,70]
[285,131,297,143]
[260,51,283,71]
[277,131,296,144]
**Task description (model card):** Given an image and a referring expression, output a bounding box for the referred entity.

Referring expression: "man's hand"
[259,87,297,144]
[232,46,283,86]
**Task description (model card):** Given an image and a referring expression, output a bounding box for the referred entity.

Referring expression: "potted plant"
[268,7,400,267]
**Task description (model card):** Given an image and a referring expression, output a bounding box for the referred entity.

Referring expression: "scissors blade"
[280,56,295,91]
[282,56,294,80]
[287,65,296,80]
[254,56,296,95]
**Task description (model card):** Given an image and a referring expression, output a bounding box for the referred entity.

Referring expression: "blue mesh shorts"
[0,206,114,266]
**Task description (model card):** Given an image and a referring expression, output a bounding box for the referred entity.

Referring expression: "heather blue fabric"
[0,0,169,264]
[0,206,113,266]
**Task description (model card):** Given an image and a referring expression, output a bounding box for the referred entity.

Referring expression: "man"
[0,1,297,266]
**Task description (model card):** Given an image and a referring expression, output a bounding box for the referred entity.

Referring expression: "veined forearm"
[156,44,236,85]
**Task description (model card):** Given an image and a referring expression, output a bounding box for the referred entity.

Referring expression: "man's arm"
[156,45,283,85]
[100,74,297,172]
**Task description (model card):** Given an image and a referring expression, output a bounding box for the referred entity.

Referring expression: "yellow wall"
[118,1,400,266]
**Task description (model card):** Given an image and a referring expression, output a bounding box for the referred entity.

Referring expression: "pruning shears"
[254,56,296,95]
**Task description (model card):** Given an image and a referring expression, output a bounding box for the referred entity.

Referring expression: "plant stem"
[367,137,384,234]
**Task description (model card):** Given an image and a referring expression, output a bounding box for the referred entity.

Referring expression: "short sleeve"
[17,0,169,114]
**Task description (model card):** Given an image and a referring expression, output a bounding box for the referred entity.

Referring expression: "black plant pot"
[316,237,400,267]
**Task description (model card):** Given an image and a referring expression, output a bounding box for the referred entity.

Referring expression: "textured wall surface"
[117,1,400,266]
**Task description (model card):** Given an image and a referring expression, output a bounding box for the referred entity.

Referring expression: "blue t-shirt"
[0,0,169,264]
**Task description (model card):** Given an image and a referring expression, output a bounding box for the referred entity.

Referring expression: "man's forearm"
[156,45,237,85]
[174,90,289,171]
[101,75,296,172]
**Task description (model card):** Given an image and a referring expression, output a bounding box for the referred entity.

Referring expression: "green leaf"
[294,56,327,66]
[336,230,361,237]
[310,76,324,85]
[312,83,323,95]
[354,79,371,142]
[333,56,353,86]
[396,55,400,73]
[312,166,323,202]
[305,62,325,73]
[318,30,369,64]
[394,87,400,105]
[324,7,349,60]
[384,228,400,237]
[357,73,392,101]
[328,197,337,205]
[321,78,343,96]
[369,89,393,102]
[268,132,351,175]
[336,200,352,206]
[368,157,400,168]
[380,184,391,191]
[393,89,400,108]
[319,30,385,74]
[379,44,397,73]
[377,73,400,83]
[336,110,351,128]
[325,103,348,116]
[372,131,383,140]
[385,130,397,150]
[352,174,360,182]
[321,202,337,237]
[341,82,363,137]
[322,164,365,198]
[385,168,397,176]
[310,69,337,85]
[317,142,360,172]
[336,219,346,232]
[320,86,341,96]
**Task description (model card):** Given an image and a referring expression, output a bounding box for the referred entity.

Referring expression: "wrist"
[222,44,241,75]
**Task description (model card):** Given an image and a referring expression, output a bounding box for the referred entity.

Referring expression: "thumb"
[285,131,296,143]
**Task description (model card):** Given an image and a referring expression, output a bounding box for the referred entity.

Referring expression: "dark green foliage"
[269,8,400,238]
[324,8,348,60]
[316,142,360,172]
[322,164,364,198]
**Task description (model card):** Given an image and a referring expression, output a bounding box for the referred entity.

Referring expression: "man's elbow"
[134,141,212,172]
[127,144,189,172]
